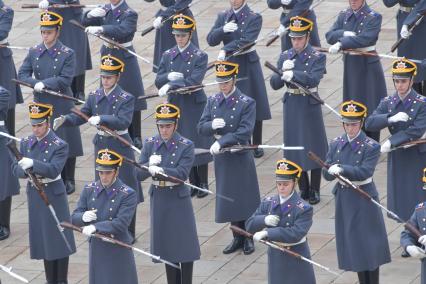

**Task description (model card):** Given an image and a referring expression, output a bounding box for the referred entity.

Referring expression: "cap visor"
[30,118,48,126]
[215,76,234,83]
[156,119,176,125]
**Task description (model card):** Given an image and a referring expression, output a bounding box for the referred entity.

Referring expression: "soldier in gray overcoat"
[55,55,142,240]
[0,87,20,241]
[72,149,138,284]
[365,59,426,222]
[207,0,271,158]
[246,159,316,284]
[11,102,76,284]
[198,61,260,255]
[270,16,327,205]
[139,103,200,284]
[151,0,199,73]
[326,0,387,142]
[82,0,146,148]
[266,0,321,51]
[18,11,83,195]
[323,100,391,284]
[156,14,212,198]
[38,0,92,102]
[0,0,23,136]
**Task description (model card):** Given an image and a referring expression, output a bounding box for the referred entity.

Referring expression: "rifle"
[140,0,201,36]
[69,20,155,68]
[391,13,425,52]
[230,226,339,276]
[0,44,30,50]
[6,141,73,253]
[220,144,304,152]
[392,138,426,151]
[0,131,22,142]
[264,60,341,118]
[0,264,29,283]
[12,79,85,104]
[61,221,181,269]
[22,3,100,8]
[70,108,141,154]
[122,156,234,202]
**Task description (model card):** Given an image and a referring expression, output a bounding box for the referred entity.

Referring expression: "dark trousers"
[44,257,69,284]
[252,120,262,145]
[298,169,322,192]
[189,164,208,186]
[129,111,142,140]
[6,108,15,136]
[129,210,136,241]
[357,267,379,284]
[71,74,85,98]
[165,262,194,284]
[0,197,11,228]
[61,157,76,183]
[413,81,425,96]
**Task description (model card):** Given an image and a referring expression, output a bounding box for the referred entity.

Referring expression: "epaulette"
[164,48,173,55]
[52,137,64,146]
[296,200,310,210]
[332,135,344,142]
[178,137,192,145]
[89,90,99,96]
[145,136,156,143]
[416,202,425,210]
[311,49,321,57]
[195,49,205,57]
[239,95,249,103]
[118,91,130,100]
[85,181,97,189]
[211,93,222,101]
[118,185,130,195]
[340,8,349,14]
[415,94,426,103]
[368,10,378,17]
[364,137,379,148]
[124,7,136,14]
[60,46,71,53]
[22,135,31,142]
[30,44,39,51]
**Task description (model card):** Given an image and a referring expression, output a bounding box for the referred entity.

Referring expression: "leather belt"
[273,236,307,247]
[0,38,8,45]
[399,5,412,13]
[152,180,179,187]
[353,45,376,52]
[287,87,318,95]
[0,121,4,126]
[97,129,128,136]
[104,41,132,48]
[39,174,61,184]
[338,177,373,187]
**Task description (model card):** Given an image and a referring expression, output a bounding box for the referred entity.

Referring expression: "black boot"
[56,257,69,284]
[252,120,264,158]
[197,183,209,198]
[243,237,255,255]
[0,196,11,240]
[0,226,10,240]
[309,169,321,205]
[253,148,264,158]
[401,248,410,258]
[65,180,75,195]
[44,259,57,284]
[71,74,86,105]
[309,189,320,205]
[223,236,244,254]
[367,267,379,284]
[62,158,76,195]
[189,167,199,197]
[133,137,143,150]
[298,172,310,200]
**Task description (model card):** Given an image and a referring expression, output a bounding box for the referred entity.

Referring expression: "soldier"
[400,169,426,280]
[246,159,316,284]
[0,0,23,136]
[323,101,391,284]
[0,87,20,241]
[198,61,260,255]
[18,11,83,195]
[397,0,426,95]
[139,103,200,284]
[54,55,141,241]
[155,14,212,198]
[270,16,327,204]
[325,0,386,142]
[72,149,138,284]
[207,0,271,158]
[11,102,76,284]
[365,59,426,223]
[266,0,321,51]
[38,0,92,102]
[151,0,199,73]
[82,0,146,149]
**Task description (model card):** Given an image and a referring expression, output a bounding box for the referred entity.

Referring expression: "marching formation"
[1,0,426,283]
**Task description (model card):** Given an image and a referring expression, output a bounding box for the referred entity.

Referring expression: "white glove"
[167,72,184,82]
[82,210,97,223]
[281,70,293,82]
[328,164,343,175]
[264,215,280,227]
[148,165,164,176]
[282,59,295,71]
[328,42,342,54]
[400,25,411,39]
[85,26,103,34]
[217,50,226,61]
[211,118,226,130]
[53,115,66,131]
[82,225,96,236]
[418,235,426,246]
[87,7,106,18]
[158,84,170,97]
[281,0,292,5]
[253,230,268,242]
[223,21,238,33]
[34,82,45,92]
[210,141,221,155]
[388,112,409,123]
[38,0,49,9]
[380,140,392,153]
[343,31,356,37]
[88,116,101,126]
[153,17,163,29]
[276,24,287,37]
[406,245,426,259]
[18,157,34,170]
[149,154,162,166]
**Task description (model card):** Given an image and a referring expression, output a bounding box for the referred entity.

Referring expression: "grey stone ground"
[0,0,423,283]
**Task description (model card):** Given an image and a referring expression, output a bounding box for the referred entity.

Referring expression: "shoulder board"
[30,44,39,51]
[22,135,31,142]
[1,6,11,12]
[118,92,130,100]
[296,200,310,210]
[211,93,221,101]
[178,137,192,145]
[145,136,156,143]
[416,202,425,210]
[60,46,71,53]
[364,137,379,148]
[311,49,321,57]
[239,95,250,103]
[340,8,349,14]
[415,95,426,103]
[368,10,378,17]
[332,135,344,142]
[52,137,65,146]
[194,49,205,57]
[89,90,99,96]
[118,186,130,194]
[85,181,97,189]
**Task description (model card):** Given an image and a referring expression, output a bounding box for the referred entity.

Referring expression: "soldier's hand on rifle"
[400,25,411,39]
[18,157,34,171]
[212,118,226,130]
[87,7,106,18]
[210,141,221,155]
[388,112,409,123]
[276,24,287,37]
[153,17,163,29]
[148,165,164,176]
[217,50,226,61]
[418,235,426,246]
[34,82,45,92]
[281,70,293,82]
[328,42,342,54]
[158,84,170,97]
[88,116,101,126]
[380,140,392,153]
[167,72,184,82]
[265,215,280,227]
[328,164,343,175]
[406,245,426,259]
[149,154,162,166]
[53,115,66,131]
[82,210,98,223]
[85,26,103,34]
[223,21,238,33]
[343,31,356,37]
[82,225,96,236]
[38,0,49,9]
[253,230,268,242]
[282,59,295,71]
